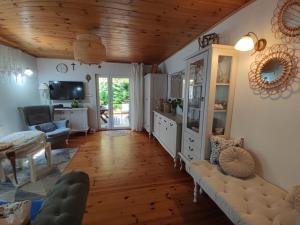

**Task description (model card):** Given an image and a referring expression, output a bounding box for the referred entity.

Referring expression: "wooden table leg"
[0,159,5,182]
[6,152,17,184]
[45,143,52,168]
[28,154,37,182]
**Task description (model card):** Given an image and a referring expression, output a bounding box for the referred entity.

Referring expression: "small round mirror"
[249,44,298,96]
[283,2,300,30]
[260,59,284,83]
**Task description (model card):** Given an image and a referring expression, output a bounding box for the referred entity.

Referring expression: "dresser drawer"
[183,150,197,161]
[183,132,200,148]
[183,132,201,159]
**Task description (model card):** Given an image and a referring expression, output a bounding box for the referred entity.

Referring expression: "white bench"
[190,160,299,225]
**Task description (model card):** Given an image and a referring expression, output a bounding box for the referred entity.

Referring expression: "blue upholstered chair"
[20,105,70,147]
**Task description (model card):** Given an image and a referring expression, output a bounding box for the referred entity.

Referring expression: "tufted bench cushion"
[190,160,299,225]
[32,171,89,225]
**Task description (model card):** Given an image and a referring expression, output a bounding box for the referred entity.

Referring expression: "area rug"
[0,148,78,202]
[104,130,131,137]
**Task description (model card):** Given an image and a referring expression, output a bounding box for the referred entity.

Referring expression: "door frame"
[96,74,131,130]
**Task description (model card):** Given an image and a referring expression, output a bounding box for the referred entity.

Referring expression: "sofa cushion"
[32,171,89,225]
[46,128,70,138]
[210,136,242,165]
[36,123,57,133]
[190,160,299,225]
[219,147,255,178]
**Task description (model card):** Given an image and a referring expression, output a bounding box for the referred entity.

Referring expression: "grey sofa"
[20,106,70,147]
[33,171,89,225]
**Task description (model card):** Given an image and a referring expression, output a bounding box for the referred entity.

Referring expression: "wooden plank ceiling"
[0,0,252,64]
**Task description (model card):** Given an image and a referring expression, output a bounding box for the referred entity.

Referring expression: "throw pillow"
[35,122,57,133]
[286,185,300,212]
[210,136,242,164]
[0,201,31,225]
[219,146,255,178]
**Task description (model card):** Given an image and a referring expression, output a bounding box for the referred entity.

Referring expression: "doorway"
[96,75,131,130]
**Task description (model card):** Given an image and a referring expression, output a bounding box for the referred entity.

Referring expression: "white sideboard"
[54,108,89,135]
[153,111,182,167]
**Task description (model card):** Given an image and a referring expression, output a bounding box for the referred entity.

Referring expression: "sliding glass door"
[97,75,130,130]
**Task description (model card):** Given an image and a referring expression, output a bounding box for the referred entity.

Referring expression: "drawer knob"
[188,146,194,151]
[188,155,194,160]
[170,123,174,126]
[189,137,194,143]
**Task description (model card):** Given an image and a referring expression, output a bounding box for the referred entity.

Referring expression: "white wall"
[160,0,300,190]
[37,58,133,129]
[0,46,40,136]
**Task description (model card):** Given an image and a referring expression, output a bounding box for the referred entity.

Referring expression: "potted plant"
[71,99,79,108]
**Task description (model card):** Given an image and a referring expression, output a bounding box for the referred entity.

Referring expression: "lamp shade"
[234,35,254,51]
[74,34,106,64]
[39,83,49,90]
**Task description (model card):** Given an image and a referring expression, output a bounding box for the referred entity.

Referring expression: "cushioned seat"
[190,160,299,225]
[46,128,71,138]
[19,105,70,147]
[32,171,89,225]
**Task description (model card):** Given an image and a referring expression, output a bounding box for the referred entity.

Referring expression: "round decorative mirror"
[260,59,284,83]
[249,44,298,96]
[272,0,300,43]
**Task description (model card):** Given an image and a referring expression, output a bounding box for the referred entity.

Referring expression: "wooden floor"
[65,131,232,225]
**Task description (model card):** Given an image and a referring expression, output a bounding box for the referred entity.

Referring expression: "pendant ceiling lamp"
[73,34,106,64]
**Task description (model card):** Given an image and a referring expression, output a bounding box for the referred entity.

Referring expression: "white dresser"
[54,108,89,135]
[144,73,168,135]
[153,111,182,167]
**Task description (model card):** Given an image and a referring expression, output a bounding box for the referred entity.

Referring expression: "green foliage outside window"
[99,79,129,110]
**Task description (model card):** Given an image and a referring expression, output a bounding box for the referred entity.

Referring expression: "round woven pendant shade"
[74,34,106,64]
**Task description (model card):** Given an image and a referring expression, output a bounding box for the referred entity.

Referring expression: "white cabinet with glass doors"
[179,44,238,171]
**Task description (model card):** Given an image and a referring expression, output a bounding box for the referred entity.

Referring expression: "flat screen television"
[49,81,84,100]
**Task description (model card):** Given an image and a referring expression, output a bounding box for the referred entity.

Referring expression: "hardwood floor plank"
[64,131,232,225]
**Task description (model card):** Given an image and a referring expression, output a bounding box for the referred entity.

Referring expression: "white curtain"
[130,63,144,131]
[0,45,24,83]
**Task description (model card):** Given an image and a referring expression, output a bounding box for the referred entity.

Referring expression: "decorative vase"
[163,102,171,113]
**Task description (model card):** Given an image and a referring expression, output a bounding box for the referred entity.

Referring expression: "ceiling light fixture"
[74,34,106,64]
[234,32,267,53]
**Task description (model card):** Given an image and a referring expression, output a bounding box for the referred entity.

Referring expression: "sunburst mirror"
[248,44,299,96]
[272,0,300,43]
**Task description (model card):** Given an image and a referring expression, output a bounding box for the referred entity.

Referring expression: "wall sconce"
[39,83,49,98]
[24,68,33,76]
[39,83,49,90]
[234,32,267,53]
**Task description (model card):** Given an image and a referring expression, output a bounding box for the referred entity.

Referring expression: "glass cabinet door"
[185,52,208,134]
[213,55,233,135]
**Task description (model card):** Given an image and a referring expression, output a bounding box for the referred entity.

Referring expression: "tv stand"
[53,108,89,135]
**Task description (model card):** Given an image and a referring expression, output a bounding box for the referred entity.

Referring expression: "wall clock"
[56,63,68,73]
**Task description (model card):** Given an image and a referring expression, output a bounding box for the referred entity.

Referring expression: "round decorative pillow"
[286,185,300,212]
[219,146,255,178]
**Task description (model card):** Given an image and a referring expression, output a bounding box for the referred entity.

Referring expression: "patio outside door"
[97,75,130,130]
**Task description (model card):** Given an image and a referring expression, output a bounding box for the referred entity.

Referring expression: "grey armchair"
[20,105,70,147]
